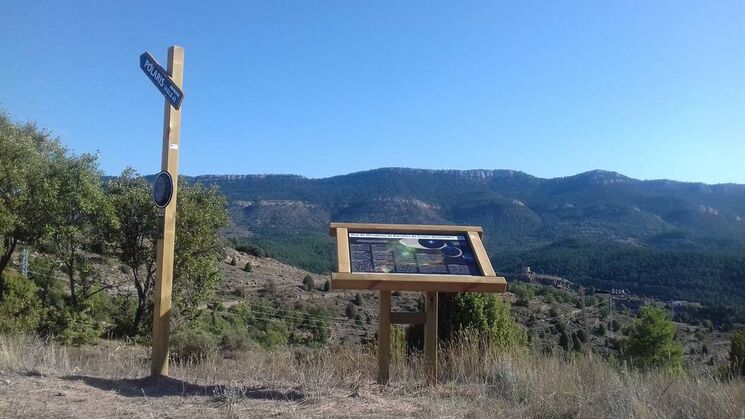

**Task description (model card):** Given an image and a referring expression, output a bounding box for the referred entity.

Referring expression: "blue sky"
[1,1,743,183]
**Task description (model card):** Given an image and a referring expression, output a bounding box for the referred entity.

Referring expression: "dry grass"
[0,334,744,418]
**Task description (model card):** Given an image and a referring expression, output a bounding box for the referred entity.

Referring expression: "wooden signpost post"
[329,223,507,385]
[140,46,185,377]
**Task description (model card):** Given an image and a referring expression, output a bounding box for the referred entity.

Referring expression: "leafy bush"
[449,293,527,349]
[52,308,106,346]
[0,273,42,334]
[171,327,219,361]
[220,326,255,352]
[354,293,364,306]
[105,295,138,337]
[510,282,534,307]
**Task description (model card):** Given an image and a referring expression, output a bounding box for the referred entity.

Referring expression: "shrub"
[596,323,607,336]
[262,321,289,348]
[572,332,583,352]
[243,262,252,272]
[220,327,254,352]
[106,295,138,337]
[345,302,357,318]
[729,329,745,377]
[229,257,237,266]
[234,243,265,257]
[232,286,250,299]
[447,293,527,349]
[509,282,534,307]
[354,293,364,305]
[52,308,106,346]
[262,280,277,295]
[0,273,43,334]
[303,275,314,291]
[559,331,571,352]
[171,327,219,361]
[322,279,331,292]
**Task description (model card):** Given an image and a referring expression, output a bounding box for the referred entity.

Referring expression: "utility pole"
[20,249,29,278]
[580,287,591,358]
[144,46,184,377]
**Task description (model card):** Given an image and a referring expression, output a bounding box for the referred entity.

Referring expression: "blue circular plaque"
[153,171,173,208]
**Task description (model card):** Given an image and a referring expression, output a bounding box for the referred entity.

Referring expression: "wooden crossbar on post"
[151,45,184,377]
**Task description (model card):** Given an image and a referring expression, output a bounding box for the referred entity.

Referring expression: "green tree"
[171,181,227,317]
[107,175,228,330]
[620,305,683,371]
[0,113,64,295]
[106,169,158,334]
[47,151,114,306]
[729,329,745,377]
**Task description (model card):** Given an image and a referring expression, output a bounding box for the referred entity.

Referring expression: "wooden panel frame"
[329,223,506,293]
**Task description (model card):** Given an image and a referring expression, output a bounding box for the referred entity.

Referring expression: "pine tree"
[620,305,683,371]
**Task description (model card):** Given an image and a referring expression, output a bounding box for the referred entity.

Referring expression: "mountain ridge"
[185,167,745,257]
[187,168,745,188]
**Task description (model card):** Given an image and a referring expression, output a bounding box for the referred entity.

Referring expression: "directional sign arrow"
[140,52,185,110]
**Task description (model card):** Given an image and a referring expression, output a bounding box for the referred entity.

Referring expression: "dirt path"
[0,371,426,418]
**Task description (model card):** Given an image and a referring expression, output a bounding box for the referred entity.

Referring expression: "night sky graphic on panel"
[348,233,481,275]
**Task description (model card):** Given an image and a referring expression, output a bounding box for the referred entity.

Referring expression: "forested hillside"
[191,168,745,307]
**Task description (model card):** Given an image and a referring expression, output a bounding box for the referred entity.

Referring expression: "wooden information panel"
[330,223,506,293]
[329,223,507,385]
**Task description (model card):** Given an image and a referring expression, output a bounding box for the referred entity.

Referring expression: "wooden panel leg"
[378,290,391,384]
[424,291,438,386]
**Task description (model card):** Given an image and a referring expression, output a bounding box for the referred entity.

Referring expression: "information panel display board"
[330,223,507,293]
[349,233,480,275]
[330,223,507,386]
